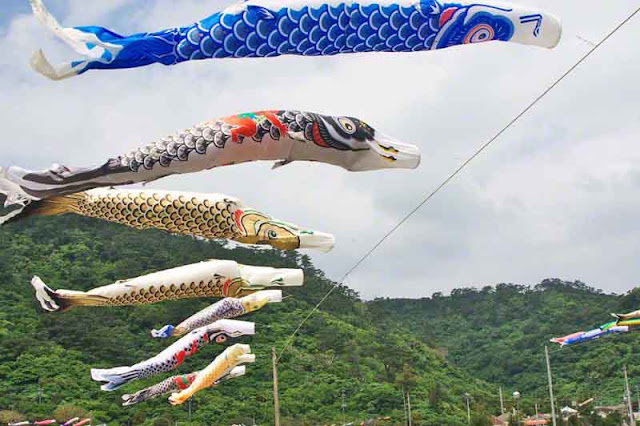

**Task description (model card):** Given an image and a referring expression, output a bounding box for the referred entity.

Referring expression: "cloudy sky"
[1,0,639,299]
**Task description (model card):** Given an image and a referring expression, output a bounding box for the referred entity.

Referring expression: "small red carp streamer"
[122,365,247,406]
[169,344,255,405]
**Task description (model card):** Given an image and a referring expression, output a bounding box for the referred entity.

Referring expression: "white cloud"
[1,0,639,299]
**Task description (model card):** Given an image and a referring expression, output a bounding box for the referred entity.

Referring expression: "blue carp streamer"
[29,0,561,79]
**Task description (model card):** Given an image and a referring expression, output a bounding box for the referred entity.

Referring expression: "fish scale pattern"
[174,2,443,61]
[71,191,240,239]
[93,327,230,390]
[176,298,246,335]
[90,276,235,307]
[122,372,198,406]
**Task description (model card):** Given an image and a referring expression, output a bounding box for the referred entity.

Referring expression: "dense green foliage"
[369,280,640,417]
[0,216,494,425]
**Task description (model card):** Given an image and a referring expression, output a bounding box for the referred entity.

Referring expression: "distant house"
[595,404,627,418]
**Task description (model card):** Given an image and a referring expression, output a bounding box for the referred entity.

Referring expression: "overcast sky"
[1,0,639,299]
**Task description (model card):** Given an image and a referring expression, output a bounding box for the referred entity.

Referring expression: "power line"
[277,5,640,362]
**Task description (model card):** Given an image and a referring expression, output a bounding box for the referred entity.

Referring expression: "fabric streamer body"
[122,365,246,406]
[169,344,254,405]
[152,290,282,338]
[9,422,31,426]
[90,319,255,391]
[4,110,421,202]
[2,188,334,251]
[29,0,561,80]
[612,309,640,321]
[33,421,56,426]
[61,418,79,426]
[549,331,583,345]
[29,261,301,312]
[615,318,640,328]
[70,420,90,426]
[550,326,629,346]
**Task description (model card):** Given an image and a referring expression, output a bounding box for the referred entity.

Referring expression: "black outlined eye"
[268,230,278,239]
[337,117,357,135]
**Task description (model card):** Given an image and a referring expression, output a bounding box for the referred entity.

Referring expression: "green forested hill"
[369,281,640,415]
[0,216,496,426]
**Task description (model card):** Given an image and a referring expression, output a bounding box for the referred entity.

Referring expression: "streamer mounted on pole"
[28,0,561,80]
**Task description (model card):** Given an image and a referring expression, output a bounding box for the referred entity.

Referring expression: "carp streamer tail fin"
[29,0,124,80]
[31,276,111,312]
[91,366,142,391]
[31,276,65,312]
[0,168,33,225]
[0,167,83,226]
[121,389,151,406]
[1,193,84,226]
[151,325,175,339]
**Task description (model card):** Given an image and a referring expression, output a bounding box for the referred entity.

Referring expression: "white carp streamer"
[30,261,300,312]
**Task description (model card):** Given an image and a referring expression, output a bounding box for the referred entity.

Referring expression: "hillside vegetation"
[0,216,495,426]
[369,280,640,415]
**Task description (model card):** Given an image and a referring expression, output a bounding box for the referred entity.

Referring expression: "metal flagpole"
[499,387,505,416]
[545,346,557,426]
[407,390,412,426]
[272,347,281,426]
[624,365,636,426]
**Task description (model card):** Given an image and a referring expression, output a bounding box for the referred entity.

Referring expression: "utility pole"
[188,398,192,424]
[624,365,636,426]
[499,387,505,416]
[341,389,347,423]
[637,385,640,420]
[36,377,42,405]
[545,346,557,426]
[272,347,280,426]
[402,386,408,426]
[464,393,471,425]
[407,390,412,426]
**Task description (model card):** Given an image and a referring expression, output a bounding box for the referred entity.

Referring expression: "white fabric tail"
[31,276,60,312]
[0,168,31,225]
[30,49,78,81]
[29,0,123,80]
[30,0,90,53]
